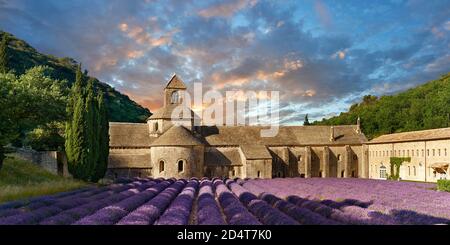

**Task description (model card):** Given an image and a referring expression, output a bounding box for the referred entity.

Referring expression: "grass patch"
[437,179,450,192]
[0,156,89,203]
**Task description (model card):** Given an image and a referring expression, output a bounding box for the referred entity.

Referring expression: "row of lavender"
[1,177,449,225]
[243,178,450,225]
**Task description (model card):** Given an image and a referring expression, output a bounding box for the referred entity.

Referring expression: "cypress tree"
[66,64,90,180]
[85,79,99,181]
[303,114,311,126]
[94,91,109,181]
[0,34,9,73]
[65,65,109,182]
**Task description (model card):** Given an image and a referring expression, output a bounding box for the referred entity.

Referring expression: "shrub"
[437,179,450,192]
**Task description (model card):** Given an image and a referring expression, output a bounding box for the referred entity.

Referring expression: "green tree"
[65,65,89,179]
[65,67,109,182]
[94,91,109,181]
[0,66,66,170]
[0,34,9,73]
[303,114,310,126]
[85,78,99,181]
[314,73,450,139]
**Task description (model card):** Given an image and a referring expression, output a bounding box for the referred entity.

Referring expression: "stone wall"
[150,146,204,178]
[13,148,70,177]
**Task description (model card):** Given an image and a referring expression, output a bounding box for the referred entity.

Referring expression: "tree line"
[313,73,450,139]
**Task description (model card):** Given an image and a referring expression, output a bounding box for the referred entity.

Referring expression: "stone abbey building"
[107,75,449,182]
[107,75,369,180]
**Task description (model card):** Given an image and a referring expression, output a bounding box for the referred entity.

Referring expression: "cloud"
[0,0,449,124]
[198,0,257,18]
[314,0,332,29]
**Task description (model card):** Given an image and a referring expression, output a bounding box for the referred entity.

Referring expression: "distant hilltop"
[314,72,450,139]
[0,30,151,123]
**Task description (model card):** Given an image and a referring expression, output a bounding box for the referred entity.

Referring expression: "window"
[154,122,158,132]
[178,160,184,172]
[422,149,424,156]
[379,166,387,179]
[407,150,409,156]
[416,150,419,156]
[438,149,441,156]
[159,160,165,173]
[337,154,342,161]
[413,166,416,176]
[408,166,411,176]
[445,149,448,156]
[298,155,302,162]
[232,170,236,176]
[411,150,414,157]
[427,149,429,156]
[257,171,261,178]
[171,91,179,104]
[432,149,435,156]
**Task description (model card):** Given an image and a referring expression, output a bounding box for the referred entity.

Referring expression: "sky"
[0,0,449,124]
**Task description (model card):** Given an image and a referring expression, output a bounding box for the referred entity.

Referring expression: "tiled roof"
[199,125,367,146]
[151,125,203,146]
[369,127,450,144]
[109,122,153,147]
[165,74,186,89]
[240,145,272,159]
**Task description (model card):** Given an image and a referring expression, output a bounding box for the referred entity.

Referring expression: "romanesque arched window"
[178,159,184,172]
[171,91,179,104]
[159,160,165,173]
[154,122,158,132]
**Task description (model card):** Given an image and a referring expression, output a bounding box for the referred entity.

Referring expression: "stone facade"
[367,128,450,182]
[107,75,369,180]
[106,75,449,182]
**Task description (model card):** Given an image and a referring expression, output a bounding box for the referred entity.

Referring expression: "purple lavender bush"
[196,179,226,225]
[116,180,184,225]
[72,181,159,225]
[227,180,298,225]
[156,180,199,225]
[213,179,261,225]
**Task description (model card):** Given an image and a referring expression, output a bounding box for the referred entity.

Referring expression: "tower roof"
[151,125,203,146]
[165,74,187,89]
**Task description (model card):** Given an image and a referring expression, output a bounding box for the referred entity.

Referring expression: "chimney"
[330,126,335,142]
[356,116,361,134]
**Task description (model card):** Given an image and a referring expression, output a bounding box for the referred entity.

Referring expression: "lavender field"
[0,178,449,225]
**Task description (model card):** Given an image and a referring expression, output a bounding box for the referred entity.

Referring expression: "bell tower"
[164,74,187,106]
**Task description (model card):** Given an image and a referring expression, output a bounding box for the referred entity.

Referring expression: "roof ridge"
[165,74,187,89]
